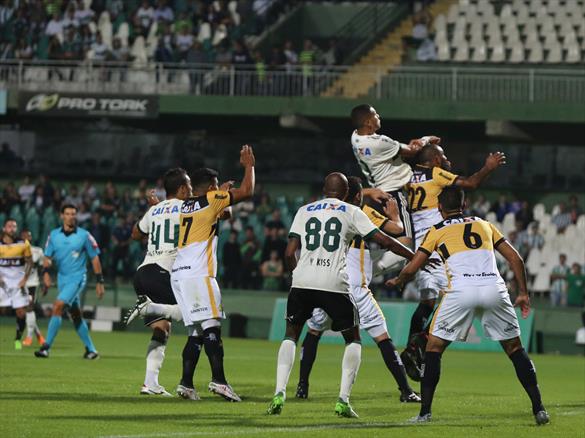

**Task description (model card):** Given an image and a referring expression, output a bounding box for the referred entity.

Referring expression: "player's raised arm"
[386,250,430,289]
[381,196,404,236]
[229,145,255,204]
[495,240,531,318]
[369,230,415,261]
[399,136,441,159]
[455,152,506,190]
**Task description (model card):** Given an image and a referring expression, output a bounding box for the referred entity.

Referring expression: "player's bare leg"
[268,322,303,414]
[23,300,44,347]
[335,326,362,418]
[409,333,449,424]
[140,319,172,396]
[500,337,549,425]
[296,328,323,399]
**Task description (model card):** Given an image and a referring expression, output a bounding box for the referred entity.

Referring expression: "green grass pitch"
[1,325,583,438]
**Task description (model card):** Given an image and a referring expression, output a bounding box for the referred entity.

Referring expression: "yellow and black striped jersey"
[0,239,31,288]
[419,215,506,291]
[347,205,387,288]
[406,165,458,246]
[171,190,233,279]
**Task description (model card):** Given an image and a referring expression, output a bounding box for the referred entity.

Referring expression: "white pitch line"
[98,422,396,438]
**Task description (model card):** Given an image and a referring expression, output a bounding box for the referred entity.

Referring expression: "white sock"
[26,311,38,338]
[275,339,296,397]
[144,340,166,388]
[339,342,362,403]
[146,303,183,321]
[373,251,406,276]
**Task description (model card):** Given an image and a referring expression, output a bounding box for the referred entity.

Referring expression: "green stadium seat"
[9,205,23,226]
[24,207,41,244]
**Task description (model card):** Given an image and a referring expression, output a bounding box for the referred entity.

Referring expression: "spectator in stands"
[322,39,341,66]
[80,24,96,54]
[491,194,511,222]
[550,253,570,307]
[62,5,79,32]
[2,182,20,213]
[567,263,585,308]
[107,0,124,20]
[154,36,174,63]
[233,197,255,219]
[220,215,243,234]
[153,177,166,201]
[88,211,110,256]
[99,183,120,218]
[135,0,155,35]
[64,185,82,208]
[32,186,44,211]
[18,177,35,206]
[552,202,572,233]
[240,226,261,289]
[175,25,194,61]
[110,37,130,62]
[0,1,15,26]
[37,175,55,208]
[517,221,544,260]
[411,10,430,42]
[14,38,33,60]
[77,202,91,227]
[261,226,286,263]
[222,230,241,289]
[47,35,63,63]
[515,200,534,230]
[111,214,133,281]
[299,39,315,77]
[265,208,285,236]
[154,0,174,23]
[45,12,63,37]
[62,28,83,60]
[261,249,284,291]
[81,179,98,203]
[256,193,272,219]
[471,194,491,218]
[268,44,284,69]
[283,40,298,74]
[568,195,582,224]
[416,38,437,62]
[74,0,95,27]
[90,31,109,61]
[253,50,266,94]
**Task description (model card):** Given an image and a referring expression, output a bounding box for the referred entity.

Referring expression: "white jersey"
[351,130,413,192]
[289,198,379,294]
[25,246,44,287]
[137,198,183,272]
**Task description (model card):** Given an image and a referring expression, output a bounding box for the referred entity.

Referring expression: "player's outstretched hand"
[422,135,441,145]
[485,152,506,170]
[219,180,235,191]
[363,188,390,204]
[514,293,530,319]
[240,144,255,168]
[96,283,105,300]
[42,273,51,295]
[147,190,160,206]
[385,277,402,289]
[383,196,400,220]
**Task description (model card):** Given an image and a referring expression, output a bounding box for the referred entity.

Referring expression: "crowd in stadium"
[0,174,583,306]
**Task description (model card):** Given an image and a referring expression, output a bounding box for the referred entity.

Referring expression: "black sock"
[180,336,203,388]
[15,317,25,340]
[509,349,544,414]
[377,338,412,393]
[299,332,321,384]
[203,327,226,384]
[409,303,434,338]
[420,351,442,416]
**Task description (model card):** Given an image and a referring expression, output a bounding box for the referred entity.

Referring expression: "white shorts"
[415,256,448,301]
[171,276,225,326]
[430,285,521,342]
[0,286,29,309]
[307,285,388,339]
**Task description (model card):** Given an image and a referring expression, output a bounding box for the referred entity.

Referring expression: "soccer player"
[0,218,33,350]
[267,172,416,418]
[20,229,45,347]
[295,176,420,403]
[402,145,506,379]
[387,187,549,425]
[170,145,256,402]
[130,168,193,397]
[350,104,440,263]
[35,204,105,359]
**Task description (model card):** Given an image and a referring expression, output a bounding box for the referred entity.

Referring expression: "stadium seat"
[509,43,526,63]
[543,32,560,49]
[515,5,530,25]
[437,42,451,61]
[116,22,129,47]
[528,42,544,63]
[198,22,212,42]
[434,14,447,33]
[546,43,563,63]
[490,43,506,62]
[447,4,460,24]
[533,203,546,220]
[98,11,113,48]
[471,43,488,62]
[454,41,470,62]
[130,36,148,64]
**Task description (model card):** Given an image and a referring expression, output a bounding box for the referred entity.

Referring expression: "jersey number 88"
[305,217,342,252]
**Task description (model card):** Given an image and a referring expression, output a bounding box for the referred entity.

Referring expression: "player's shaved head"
[323,172,349,201]
[438,186,465,213]
[350,104,373,129]
[418,144,442,164]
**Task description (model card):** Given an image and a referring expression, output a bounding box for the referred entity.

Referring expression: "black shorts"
[365,189,413,239]
[286,288,359,332]
[133,264,176,326]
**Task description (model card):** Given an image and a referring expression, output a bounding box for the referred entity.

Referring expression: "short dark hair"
[61,203,78,213]
[347,176,362,202]
[3,217,16,226]
[191,167,219,189]
[438,186,464,211]
[163,167,189,195]
[350,104,373,129]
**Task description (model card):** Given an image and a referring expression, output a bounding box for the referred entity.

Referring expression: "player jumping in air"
[0,218,33,350]
[170,145,256,402]
[402,144,506,380]
[387,187,549,426]
[35,204,105,359]
[130,168,193,397]
[267,172,416,418]
[20,229,45,347]
[349,103,440,273]
[295,176,421,403]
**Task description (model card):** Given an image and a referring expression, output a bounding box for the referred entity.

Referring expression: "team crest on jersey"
[307,202,346,212]
[152,204,180,216]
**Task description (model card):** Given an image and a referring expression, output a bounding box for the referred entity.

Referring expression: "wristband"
[96,274,105,284]
[42,267,50,275]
